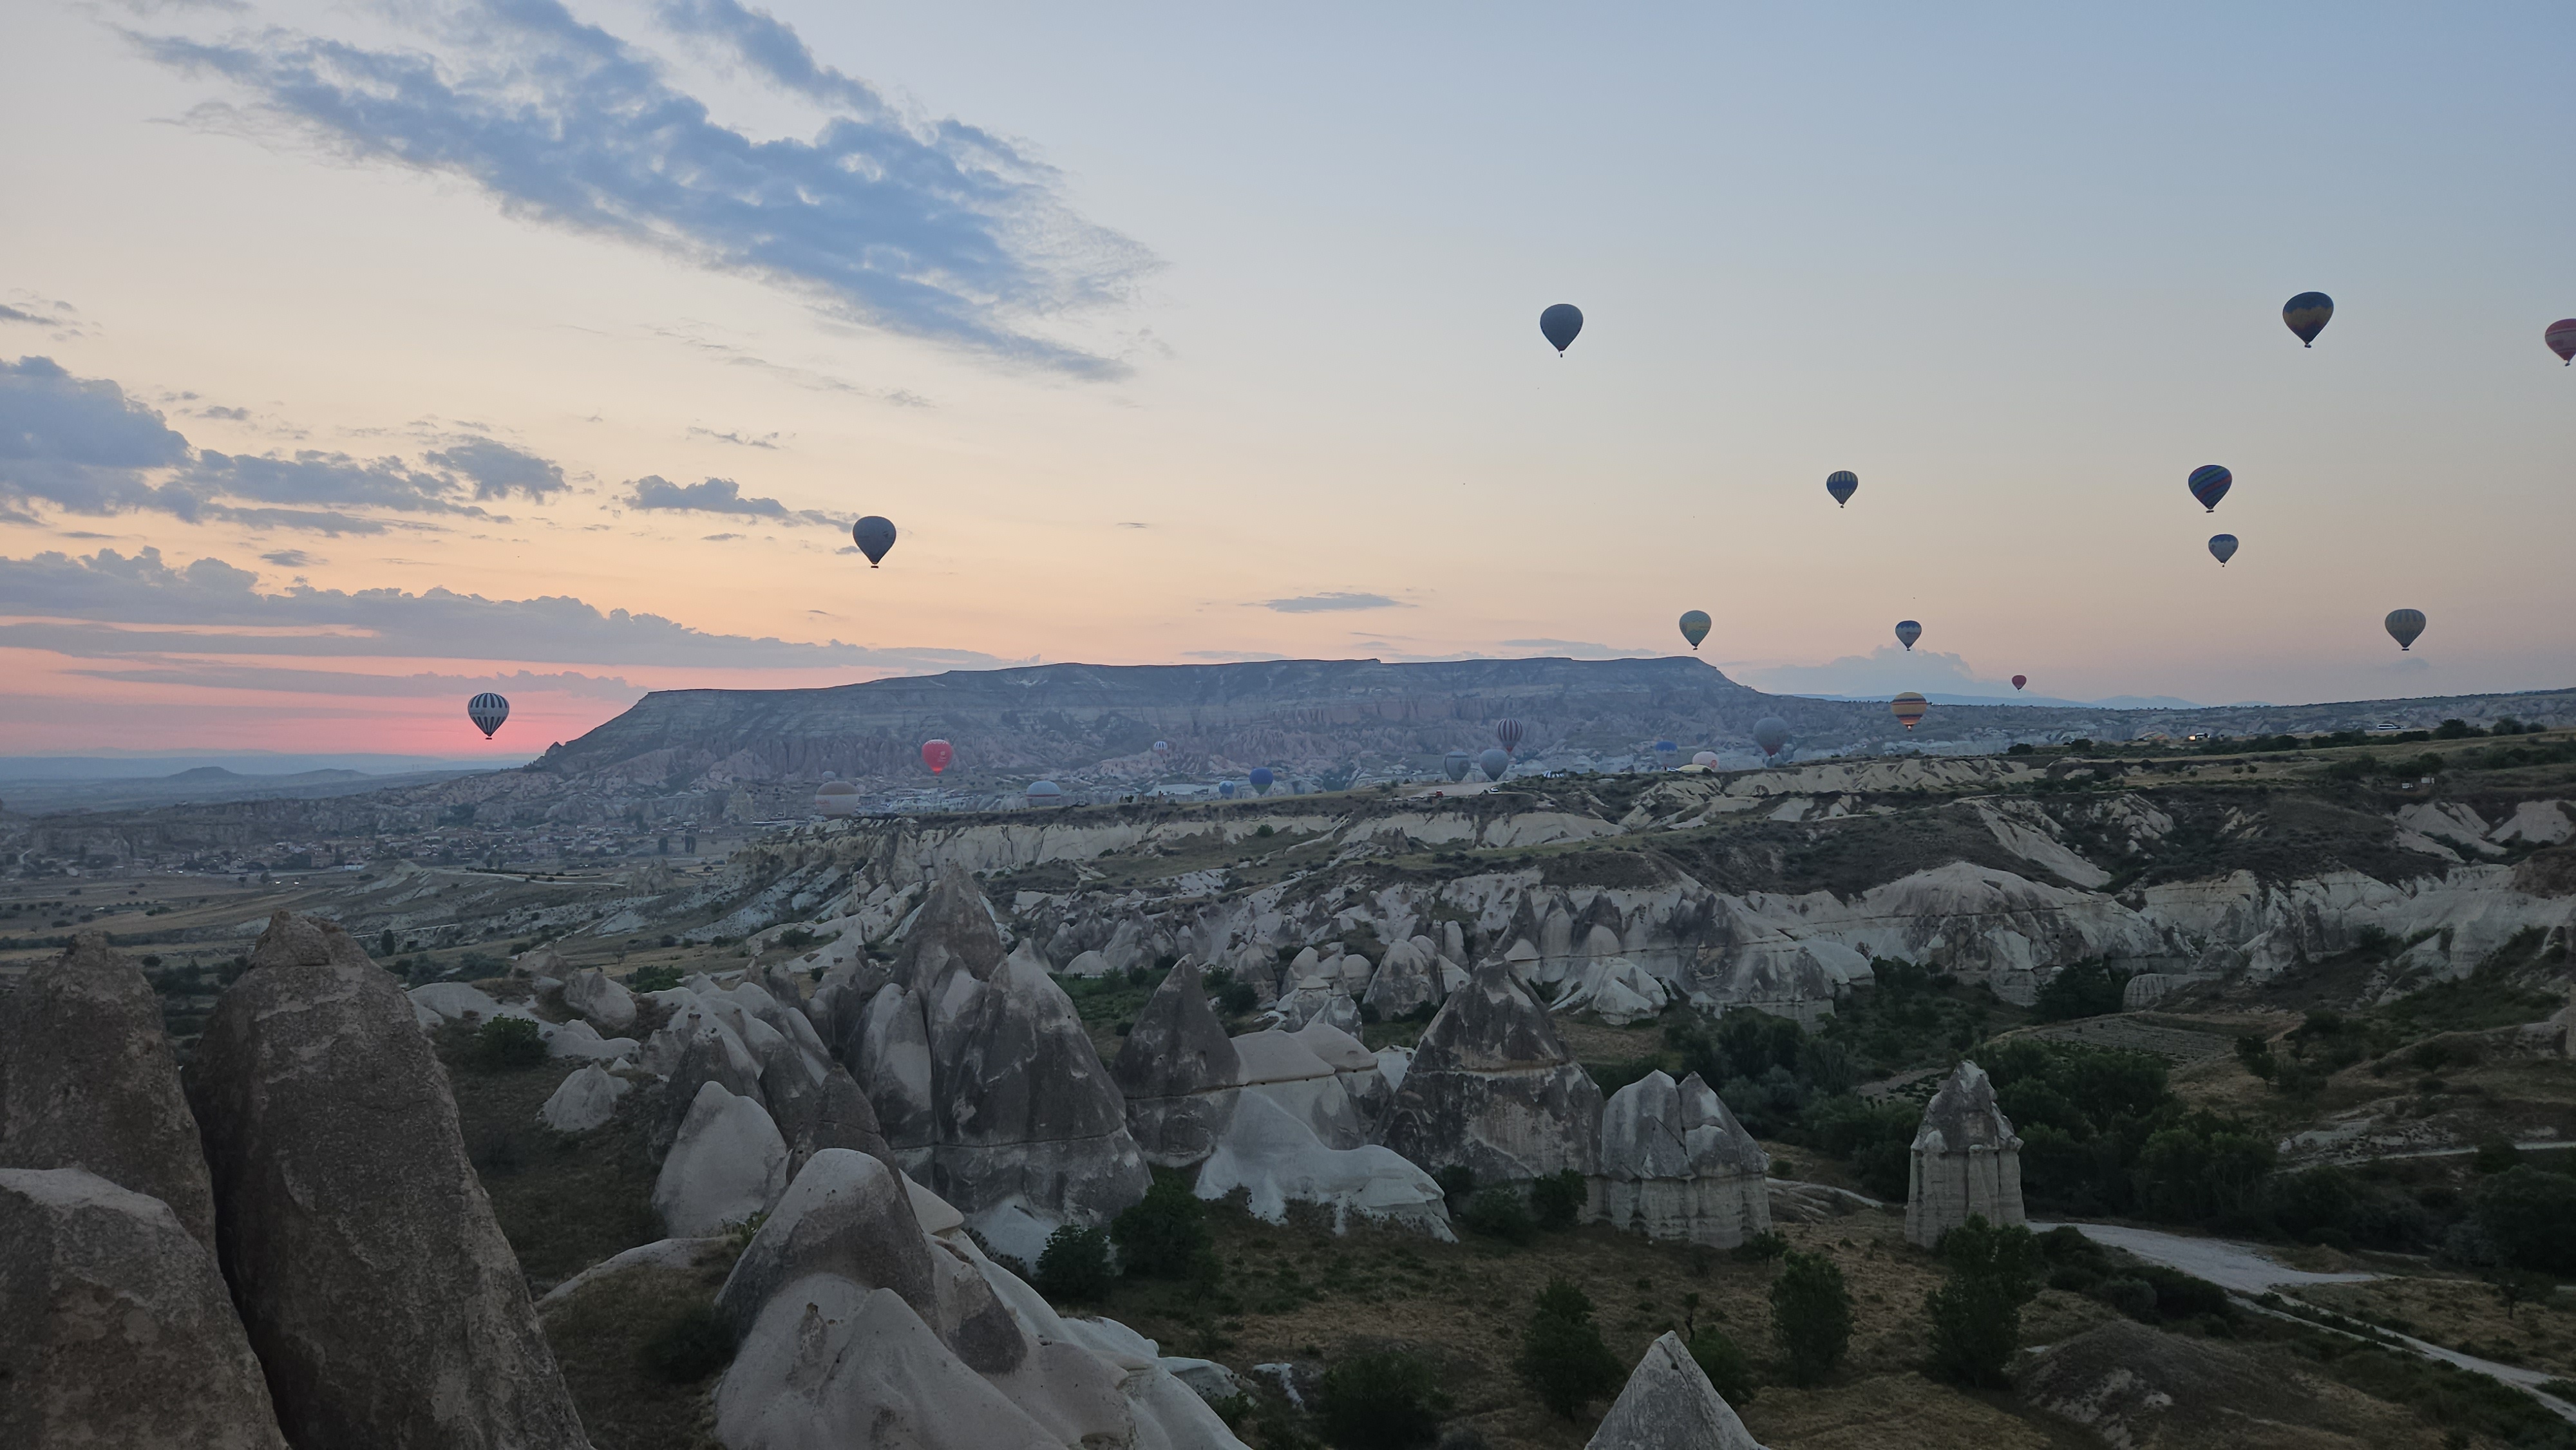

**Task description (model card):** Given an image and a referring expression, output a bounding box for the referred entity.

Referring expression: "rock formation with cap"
[1593,1069,1770,1248]
[1378,962,1604,1184]
[1905,1059,2024,1248]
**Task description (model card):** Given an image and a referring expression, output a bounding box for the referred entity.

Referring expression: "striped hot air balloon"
[1891,693,1929,731]
[2385,609,2427,652]
[2282,292,2334,346]
[1895,620,1922,652]
[2208,534,2239,566]
[2549,319,2576,365]
[2188,466,2233,512]
[1826,470,1859,508]
[467,693,509,739]
[1249,766,1276,795]
[1495,719,1524,754]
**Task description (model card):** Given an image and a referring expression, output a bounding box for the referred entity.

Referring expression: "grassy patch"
[437,1026,660,1290]
[540,1261,731,1450]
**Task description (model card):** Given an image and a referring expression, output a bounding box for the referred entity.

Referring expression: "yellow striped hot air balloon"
[1891,693,1928,731]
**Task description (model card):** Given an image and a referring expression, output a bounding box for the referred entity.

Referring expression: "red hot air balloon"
[1495,719,1525,754]
[2550,319,2576,366]
[2011,675,2027,692]
[921,739,954,776]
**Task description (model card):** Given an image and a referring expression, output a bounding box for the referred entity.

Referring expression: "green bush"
[1036,1224,1114,1301]
[1112,1171,1215,1281]
[2032,961,2134,1022]
[1731,1230,1788,1263]
[637,1302,736,1383]
[629,963,684,993]
[1687,1328,1757,1406]
[1924,1216,2043,1386]
[1516,1279,1623,1418]
[1530,1171,1585,1232]
[1770,1251,1852,1386]
[2472,1166,2576,1274]
[471,1015,547,1069]
[1316,1348,1449,1449]
[1459,1187,1536,1245]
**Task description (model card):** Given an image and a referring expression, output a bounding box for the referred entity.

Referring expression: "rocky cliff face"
[1380,963,1604,1183]
[1906,1060,2025,1249]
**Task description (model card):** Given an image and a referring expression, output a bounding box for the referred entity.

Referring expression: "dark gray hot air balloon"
[1826,470,1859,508]
[852,516,896,567]
[1443,749,1471,782]
[1895,620,1922,652]
[468,692,509,739]
[2208,533,2239,566]
[2385,608,2426,651]
[1539,304,1584,355]
[1479,748,1510,782]
[1752,716,1791,759]
[2282,292,2333,346]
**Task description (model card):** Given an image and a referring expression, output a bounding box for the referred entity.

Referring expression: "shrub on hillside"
[471,1015,547,1069]
[1036,1225,1114,1301]
[1530,1171,1586,1231]
[1770,1251,1852,1387]
[1687,1327,1757,1406]
[1515,1278,1623,1418]
[628,964,684,993]
[1316,1348,1450,1450]
[2470,1166,2576,1275]
[1458,1187,1535,1245]
[638,1302,736,1383]
[1112,1171,1216,1282]
[1924,1216,2044,1387]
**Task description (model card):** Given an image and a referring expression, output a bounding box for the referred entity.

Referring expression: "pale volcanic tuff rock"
[1593,1070,1771,1249]
[540,1062,631,1133]
[0,931,219,1251]
[1906,1060,2025,1249]
[1113,959,1243,1167]
[562,966,636,1032]
[1379,962,1604,1183]
[1197,1091,1452,1239]
[652,1081,791,1237]
[189,911,589,1450]
[1584,1331,1766,1450]
[0,1167,288,1450]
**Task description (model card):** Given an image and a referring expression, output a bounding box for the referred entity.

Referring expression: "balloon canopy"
[921,739,953,776]
[1218,781,1236,799]
[1890,692,1929,731]
[2282,292,2334,346]
[1826,470,1859,508]
[467,692,509,739]
[2208,533,2239,566]
[1539,303,1584,354]
[1678,610,1711,651]
[1751,717,1791,758]
[2011,675,2027,691]
[2188,466,2233,512]
[1249,766,1276,795]
[852,516,897,567]
[1478,748,1510,782]
[1025,780,1064,804]
[2547,319,2576,364]
[1894,620,1922,652]
[1495,719,1524,753]
[1690,750,1719,767]
[2385,608,2427,651]
[814,779,860,818]
[1443,749,1471,782]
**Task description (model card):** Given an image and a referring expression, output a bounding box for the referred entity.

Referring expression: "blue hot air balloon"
[1895,620,1922,652]
[852,516,897,567]
[2187,466,2232,513]
[1479,748,1510,782]
[1218,780,1236,799]
[2208,534,2239,566]
[2282,292,2333,347]
[1249,766,1276,795]
[1443,749,1471,782]
[1539,304,1584,355]
[1826,470,1859,508]
[468,692,509,739]
[1678,610,1711,651]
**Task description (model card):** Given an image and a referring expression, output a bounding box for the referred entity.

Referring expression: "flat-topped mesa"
[1112,959,1242,1167]
[1379,961,1603,1184]
[1592,1070,1771,1249]
[1905,1060,2025,1248]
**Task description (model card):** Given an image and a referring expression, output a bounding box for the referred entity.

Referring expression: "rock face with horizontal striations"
[1113,959,1242,1167]
[0,931,219,1250]
[1906,1059,2024,1248]
[1593,1070,1770,1248]
[1584,1330,1766,1449]
[0,1167,289,1450]
[1379,962,1604,1183]
[189,911,589,1450]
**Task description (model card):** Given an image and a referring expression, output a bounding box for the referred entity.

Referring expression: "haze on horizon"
[3,1,2570,757]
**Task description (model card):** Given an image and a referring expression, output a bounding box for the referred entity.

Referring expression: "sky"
[3,1,2571,756]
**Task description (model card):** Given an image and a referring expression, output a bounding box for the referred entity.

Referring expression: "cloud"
[133,0,1153,373]
[625,474,832,526]
[688,427,780,450]
[701,532,743,541]
[259,548,316,567]
[0,306,49,326]
[1,356,193,512]
[1498,638,1640,659]
[196,404,251,420]
[1734,645,2011,699]
[0,545,1001,670]
[1116,521,1148,529]
[0,299,80,335]
[1260,592,1403,613]
[64,663,643,699]
[422,438,569,500]
[1182,649,1290,662]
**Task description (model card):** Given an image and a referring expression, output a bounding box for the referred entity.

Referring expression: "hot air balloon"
[1654,740,1678,768]
[2187,466,2232,513]
[1690,750,1719,768]
[1890,693,1928,731]
[2547,319,2576,365]
[1539,304,1584,355]
[1249,766,1276,796]
[852,516,897,567]
[1495,719,1524,754]
[1826,470,1859,508]
[921,739,953,776]
[1751,717,1790,759]
[2208,534,2239,566]
[814,778,860,818]
[1218,780,1237,799]
[468,692,509,739]
[2385,608,2427,652]
[1025,780,1065,806]
[1679,610,1711,651]
[1479,748,1510,782]
[1895,620,1922,652]
[1152,740,1172,764]
[1443,749,1471,782]
[2011,675,2027,691]
[2282,292,2334,346]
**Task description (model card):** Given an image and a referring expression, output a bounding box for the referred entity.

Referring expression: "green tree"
[1687,1328,1757,1406]
[1516,1279,1624,1418]
[1924,1216,2045,1386]
[1110,1171,1215,1282]
[1530,1170,1586,1231]
[1035,1225,1113,1302]
[471,1015,547,1069]
[1769,1250,1853,1386]
[2472,1167,2576,1275]
[1316,1349,1450,1449]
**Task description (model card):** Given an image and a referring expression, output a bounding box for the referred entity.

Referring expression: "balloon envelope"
[1894,620,1922,652]
[1826,470,1859,508]
[2282,292,2334,346]
[1751,717,1791,758]
[814,779,860,818]
[2011,675,2027,691]
[1152,740,1171,760]
[2188,466,2232,512]
[1539,303,1584,354]
[921,739,952,775]
[2385,608,2427,651]
[1691,750,1719,767]
[1678,610,1711,651]
[1218,781,1236,798]
[1479,748,1510,782]
[852,516,896,567]
[467,692,509,739]
[1890,692,1929,731]
[1495,719,1524,753]
[2208,533,2239,566]
[1025,780,1063,804]
[1443,749,1471,782]
[1249,766,1275,795]
[2547,319,2576,364]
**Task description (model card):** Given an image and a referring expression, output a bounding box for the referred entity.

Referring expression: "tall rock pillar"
[1904,1060,2024,1249]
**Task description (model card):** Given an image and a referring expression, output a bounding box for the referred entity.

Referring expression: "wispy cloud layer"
[0,546,1003,670]
[65,663,643,699]
[131,0,1153,373]
[1261,592,1403,613]
[624,474,833,525]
